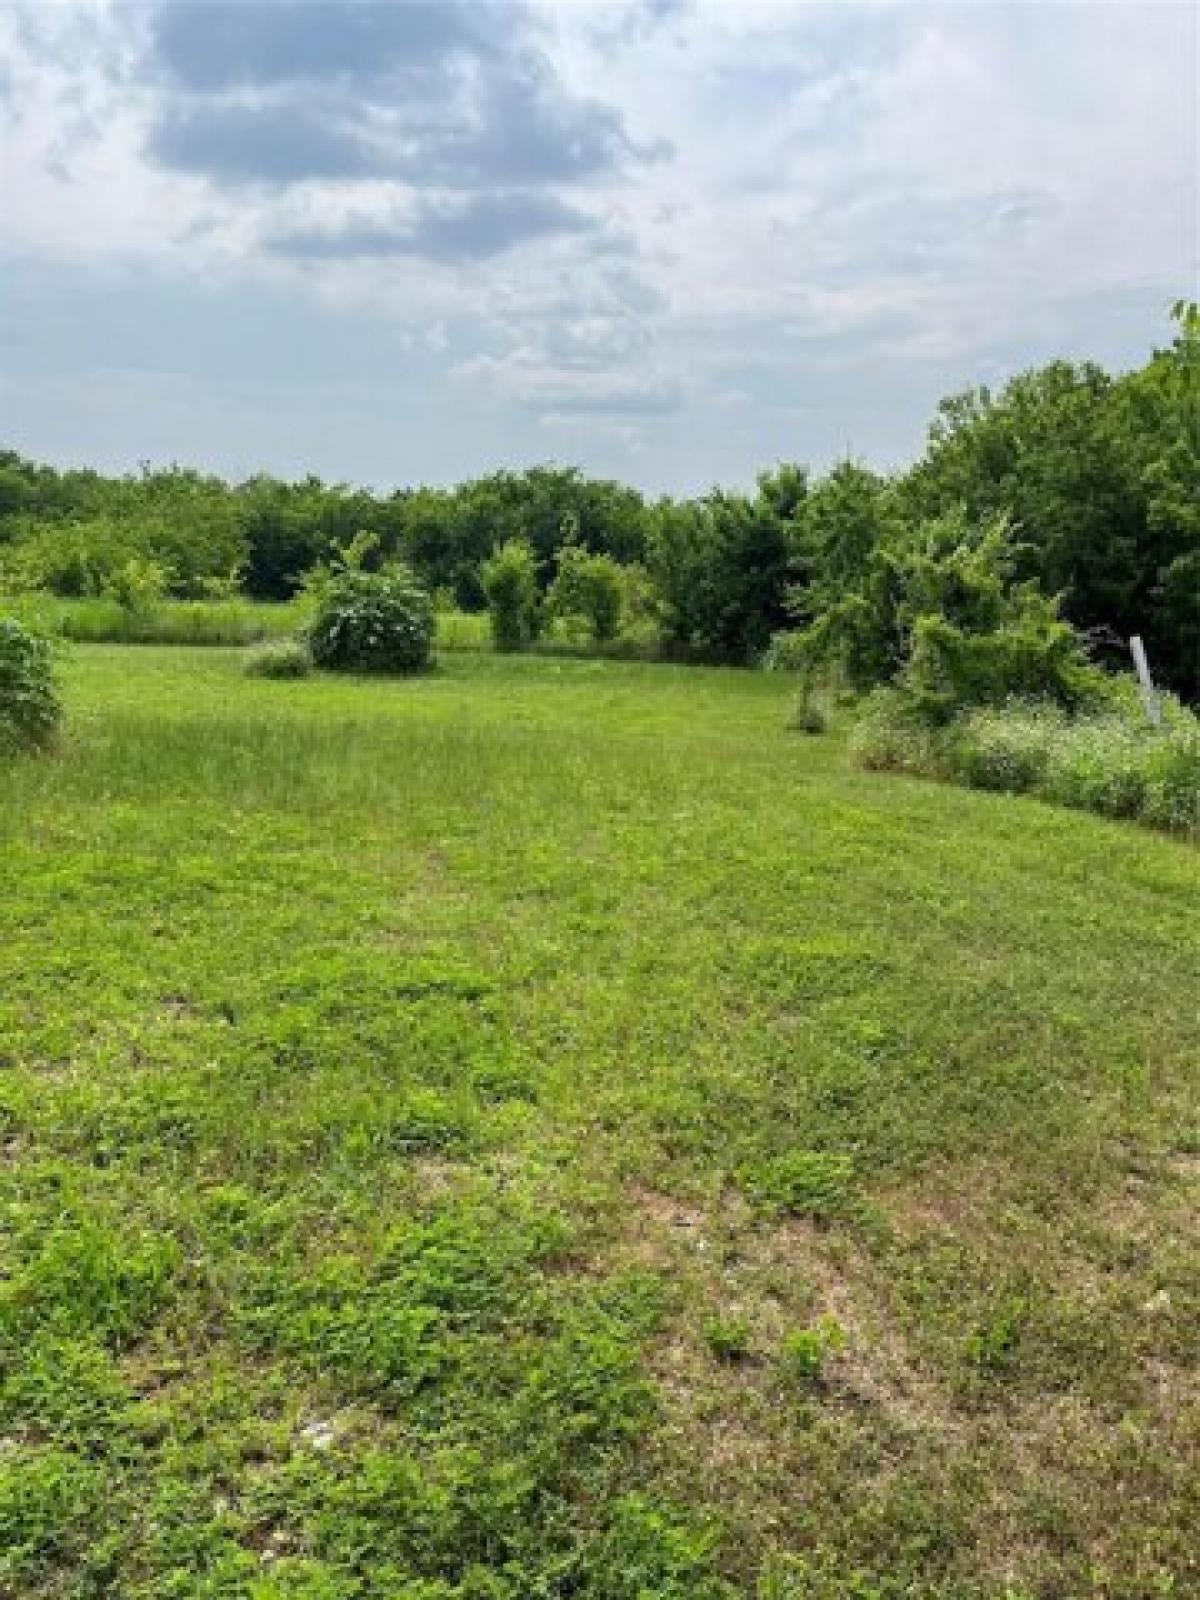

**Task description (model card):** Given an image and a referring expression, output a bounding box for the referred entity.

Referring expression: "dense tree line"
[1,310,1195,696]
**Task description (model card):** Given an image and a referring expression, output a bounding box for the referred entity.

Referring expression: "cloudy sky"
[1,1,1195,494]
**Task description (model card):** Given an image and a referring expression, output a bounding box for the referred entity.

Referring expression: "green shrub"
[308,564,434,675]
[243,640,313,679]
[101,556,173,615]
[0,618,61,751]
[903,600,1105,722]
[481,539,540,652]
[547,542,624,642]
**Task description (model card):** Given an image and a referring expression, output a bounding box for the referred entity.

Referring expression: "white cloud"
[0,0,1194,491]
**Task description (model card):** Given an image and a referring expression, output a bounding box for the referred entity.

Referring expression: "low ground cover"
[1,648,1196,1597]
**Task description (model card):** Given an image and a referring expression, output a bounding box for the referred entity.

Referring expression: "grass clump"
[243,639,313,679]
[5,592,307,645]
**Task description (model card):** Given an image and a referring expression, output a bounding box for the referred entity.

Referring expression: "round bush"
[308,565,434,675]
[0,618,61,751]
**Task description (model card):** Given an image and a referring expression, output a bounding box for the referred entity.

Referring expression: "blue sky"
[1,0,1195,494]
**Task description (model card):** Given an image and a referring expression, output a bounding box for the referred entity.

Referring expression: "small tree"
[776,507,1105,716]
[103,556,173,615]
[0,619,61,751]
[481,539,539,652]
[547,543,624,642]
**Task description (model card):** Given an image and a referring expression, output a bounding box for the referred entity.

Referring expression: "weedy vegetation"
[1,645,1196,1598]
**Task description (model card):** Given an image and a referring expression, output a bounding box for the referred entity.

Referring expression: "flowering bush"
[307,564,434,675]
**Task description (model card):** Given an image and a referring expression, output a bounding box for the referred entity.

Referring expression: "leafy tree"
[900,320,1199,698]
[645,479,796,661]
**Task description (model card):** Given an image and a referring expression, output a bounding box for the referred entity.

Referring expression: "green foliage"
[739,1150,857,1219]
[481,538,540,652]
[1,305,1197,700]
[4,593,306,646]
[903,327,1200,701]
[0,617,61,751]
[578,1493,731,1598]
[0,1218,180,1349]
[0,1447,101,1589]
[308,561,434,675]
[102,554,174,614]
[645,481,796,661]
[701,1313,751,1362]
[243,640,313,679]
[852,686,1200,837]
[782,507,1106,723]
[547,541,625,641]
[903,596,1101,722]
[778,1317,845,1386]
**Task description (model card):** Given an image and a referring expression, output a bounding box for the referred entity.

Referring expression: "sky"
[0,0,1195,495]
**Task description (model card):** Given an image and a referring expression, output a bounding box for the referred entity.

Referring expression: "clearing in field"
[1,648,1197,1599]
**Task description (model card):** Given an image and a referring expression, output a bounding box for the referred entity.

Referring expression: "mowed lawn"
[1,647,1197,1600]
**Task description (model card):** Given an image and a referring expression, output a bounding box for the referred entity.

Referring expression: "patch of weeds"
[512,1318,654,1452]
[341,1087,473,1159]
[238,1253,447,1407]
[238,1196,573,1410]
[378,1198,572,1320]
[739,1150,858,1221]
[577,1492,734,1598]
[777,1316,846,1386]
[961,1291,1029,1381]
[758,1550,893,1599]
[242,640,313,679]
[0,1446,101,1589]
[701,1313,751,1363]
[468,1054,539,1105]
[0,1335,133,1447]
[0,1218,181,1350]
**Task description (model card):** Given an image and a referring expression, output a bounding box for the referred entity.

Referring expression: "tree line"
[1,307,1195,697]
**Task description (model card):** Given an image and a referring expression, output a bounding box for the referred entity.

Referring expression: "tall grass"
[4,593,307,646]
[2,595,729,671]
[852,685,1200,839]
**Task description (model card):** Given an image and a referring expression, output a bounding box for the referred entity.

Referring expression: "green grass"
[2,647,1197,1598]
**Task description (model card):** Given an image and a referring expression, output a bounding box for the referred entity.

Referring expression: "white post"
[1129,635,1162,727]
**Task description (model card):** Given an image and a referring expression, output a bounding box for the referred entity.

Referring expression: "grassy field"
[1,647,1197,1599]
